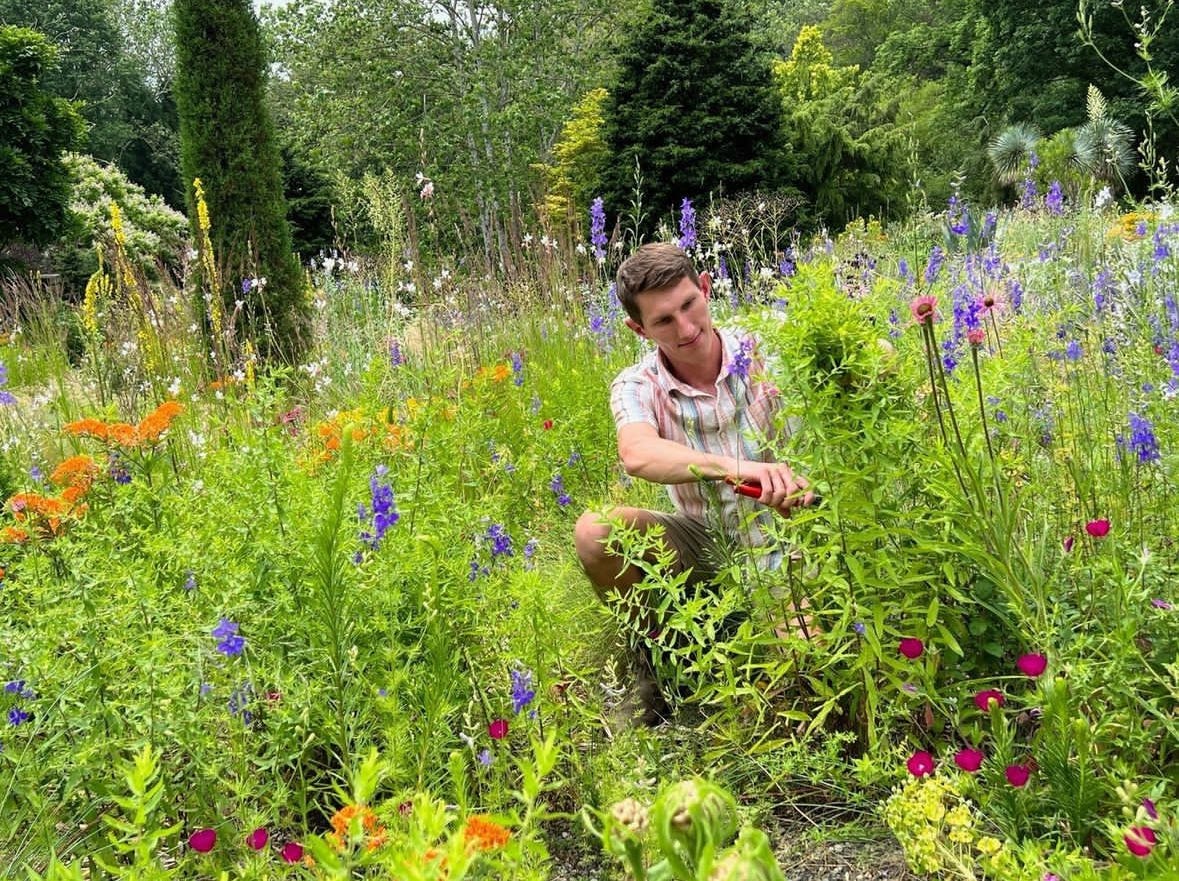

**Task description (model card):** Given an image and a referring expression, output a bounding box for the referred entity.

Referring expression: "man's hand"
[729,462,814,515]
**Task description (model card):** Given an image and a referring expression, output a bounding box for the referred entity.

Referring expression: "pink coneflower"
[189,828,217,853]
[281,841,304,863]
[246,827,269,851]
[954,747,984,773]
[488,718,509,740]
[1085,519,1111,537]
[910,295,938,324]
[974,689,1005,711]
[1017,653,1048,677]
[967,328,986,348]
[898,637,924,660]
[1005,764,1031,787]
[976,290,1003,315]
[907,750,935,777]
[1125,826,1158,857]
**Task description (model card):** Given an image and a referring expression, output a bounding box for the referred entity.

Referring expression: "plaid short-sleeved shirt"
[610,327,784,560]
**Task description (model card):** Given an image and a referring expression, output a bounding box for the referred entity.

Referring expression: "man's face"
[625,273,714,363]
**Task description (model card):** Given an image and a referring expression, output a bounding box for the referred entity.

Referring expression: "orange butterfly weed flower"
[327,804,387,852]
[106,423,137,446]
[137,401,183,443]
[9,493,66,520]
[51,455,98,490]
[1,526,29,544]
[64,418,109,440]
[461,815,510,852]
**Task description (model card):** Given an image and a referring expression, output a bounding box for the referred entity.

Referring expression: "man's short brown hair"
[615,243,700,324]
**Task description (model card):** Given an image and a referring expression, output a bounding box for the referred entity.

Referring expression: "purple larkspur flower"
[678,198,697,250]
[727,337,754,380]
[1045,181,1064,215]
[589,197,607,261]
[523,538,538,559]
[183,571,197,592]
[212,618,246,657]
[1065,340,1083,361]
[8,706,30,726]
[359,467,399,552]
[1128,412,1161,463]
[389,339,405,367]
[486,523,513,559]
[510,667,536,714]
[510,351,524,387]
[852,621,866,635]
[477,748,494,767]
[1151,598,1174,610]
[549,473,571,507]
[923,247,944,286]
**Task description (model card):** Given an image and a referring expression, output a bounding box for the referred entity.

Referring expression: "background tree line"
[2,0,1178,283]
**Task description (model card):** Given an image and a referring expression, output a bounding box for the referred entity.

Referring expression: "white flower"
[1094,186,1113,209]
[168,377,182,396]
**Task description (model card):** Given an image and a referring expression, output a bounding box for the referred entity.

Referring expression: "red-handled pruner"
[725,476,762,499]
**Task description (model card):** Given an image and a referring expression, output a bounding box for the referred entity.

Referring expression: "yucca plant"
[1072,86,1136,191]
[987,123,1042,185]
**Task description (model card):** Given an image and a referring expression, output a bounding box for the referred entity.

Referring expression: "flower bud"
[609,798,649,836]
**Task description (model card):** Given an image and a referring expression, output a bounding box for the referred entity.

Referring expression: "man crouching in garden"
[575,243,815,727]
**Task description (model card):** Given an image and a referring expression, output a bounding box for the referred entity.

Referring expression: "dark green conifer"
[599,0,788,233]
[173,0,308,362]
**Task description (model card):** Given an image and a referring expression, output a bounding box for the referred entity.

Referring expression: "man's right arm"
[617,422,814,512]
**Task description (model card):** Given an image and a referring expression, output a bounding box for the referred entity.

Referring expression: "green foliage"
[537,87,610,227]
[0,26,85,251]
[173,0,309,362]
[0,0,182,207]
[599,0,786,234]
[773,27,909,226]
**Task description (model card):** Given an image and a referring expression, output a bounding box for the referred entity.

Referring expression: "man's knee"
[574,510,612,568]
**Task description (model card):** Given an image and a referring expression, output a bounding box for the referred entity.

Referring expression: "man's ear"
[699,271,712,300]
[625,317,646,338]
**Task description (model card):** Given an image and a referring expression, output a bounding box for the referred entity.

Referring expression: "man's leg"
[574,508,717,727]
[574,506,672,629]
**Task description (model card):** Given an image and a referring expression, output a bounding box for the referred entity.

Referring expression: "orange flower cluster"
[461,815,510,852]
[326,804,387,853]
[3,454,98,542]
[64,401,183,447]
[306,408,406,467]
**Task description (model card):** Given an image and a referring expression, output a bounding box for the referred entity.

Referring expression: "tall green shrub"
[598,0,788,234]
[0,26,84,252]
[173,0,309,362]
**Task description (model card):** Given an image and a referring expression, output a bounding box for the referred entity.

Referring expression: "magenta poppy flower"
[189,828,217,853]
[1005,764,1031,787]
[907,750,935,777]
[1125,826,1158,857]
[246,827,269,851]
[898,637,924,660]
[1062,535,1074,553]
[974,689,1005,711]
[954,747,984,773]
[488,718,509,740]
[1085,519,1111,537]
[281,841,304,863]
[1017,653,1048,677]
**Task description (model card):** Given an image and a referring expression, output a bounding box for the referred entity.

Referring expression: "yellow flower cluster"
[304,406,407,468]
[1108,210,1155,242]
[883,772,1009,877]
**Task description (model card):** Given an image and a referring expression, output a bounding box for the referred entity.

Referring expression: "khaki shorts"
[647,511,721,586]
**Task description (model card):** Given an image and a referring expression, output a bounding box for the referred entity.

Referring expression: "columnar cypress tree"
[599,0,788,233]
[173,0,308,362]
